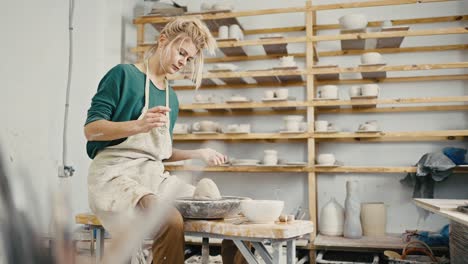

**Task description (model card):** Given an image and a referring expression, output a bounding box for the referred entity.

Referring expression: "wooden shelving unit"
[133,0,467,259]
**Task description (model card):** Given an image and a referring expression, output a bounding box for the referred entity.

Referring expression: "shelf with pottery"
[311,96,468,108]
[172,132,311,142]
[313,130,468,142]
[165,165,309,173]
[314,166,467,174]
[179,100,308,111]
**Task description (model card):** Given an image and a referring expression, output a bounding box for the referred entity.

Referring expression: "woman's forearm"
[165,148,200,162]
[84,119,142,141]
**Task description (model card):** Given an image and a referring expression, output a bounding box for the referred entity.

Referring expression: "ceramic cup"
[315,120,329,132]
[338,14,368,30]
[349,85,362,97]
[192,121,219,132]
[218,25,229,39]
[361,52,384,64]
[317,154,336,165]
[230,94,247,101]
[361,84,380,97]
[279,56,296,67]
[229,24,242,40]
[174,123,189,133]
[382,20,393,27]
[239,124,251,133]
[318,85,339,99]
[359,120,379,131]
[283,115,304,132]
[226,124,239,132]
[276,88,288,99]
[264,90,275,99]
[263,150,278,165]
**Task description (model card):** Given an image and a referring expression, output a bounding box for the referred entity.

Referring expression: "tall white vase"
[343,181,362,239]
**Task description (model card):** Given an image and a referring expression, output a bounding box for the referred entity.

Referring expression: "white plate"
[315,130,338,133]
[224,131,249,134]
[279,130,306,134]
[315,163,341,168]
[193,101,213,104]
[193,131,219,135]
[262,97,288,102]
[355,130,382,133]
[313,97,339,101]
[225,99,251,103]
[173,131,189,135]
[285,162,308,166]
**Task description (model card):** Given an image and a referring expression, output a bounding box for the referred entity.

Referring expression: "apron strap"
[143,60,171,128]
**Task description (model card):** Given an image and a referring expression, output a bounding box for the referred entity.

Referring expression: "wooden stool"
[75,213,105,262]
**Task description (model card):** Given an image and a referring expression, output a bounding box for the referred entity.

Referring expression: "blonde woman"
[85,18,246,263]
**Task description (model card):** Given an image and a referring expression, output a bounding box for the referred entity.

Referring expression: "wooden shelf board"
[341,29,367,50]
[312,27,467,42]
[414,198,468,226]
[376,26,410,49]
[314,234,448,251]
[179,109,306,117]
[311,96,468,107]
[173,132,311,141]
[218,46,248,57]
[173,81,304,91]
[314,130,468,142]
[180,101,308,110]
[317,74,468,85]
[314,166,467,173]
[261,37,289,55]
[315,15,468,30]
[165,165,309,173]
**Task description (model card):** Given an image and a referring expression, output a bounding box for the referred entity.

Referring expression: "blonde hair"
[145,17,217,89]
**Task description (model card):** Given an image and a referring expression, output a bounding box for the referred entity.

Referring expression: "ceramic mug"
[174,123,189,133]
[226,124,239,132]
[338,14,367,30]
[349,85,362,97]
[280,56,295,67]
[263,150,278,165]
[276,88,288,99]
[361,52,384,64]
[229,24,242,40]
[318,85,338,99]
[361,84,380,96]
[218,25,229,39]
[264,90,275,99]
[317,154,336,165]
[315,120,329,132]
[283,115,303,132]
[239,124,251,133]
[192,121,219,132]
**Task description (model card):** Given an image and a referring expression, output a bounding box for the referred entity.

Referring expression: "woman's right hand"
[137,106,171,133]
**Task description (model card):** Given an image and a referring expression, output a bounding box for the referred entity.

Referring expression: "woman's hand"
[136,106,171,133]
[197,148,227,166]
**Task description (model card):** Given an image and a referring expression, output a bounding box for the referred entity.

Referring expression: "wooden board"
[414,199,468,227]
[272,66,303,83]
[253,75,280,84]
[184,219,314,239]
[341,28,367,50]
[218,39,248,56]
[314,234,446,251]
[312,65,340,80]
[201,79,217,86]
[208,69,248,85]
[360,64,387,79]
[260,37,288,55]
[376,26,410,48]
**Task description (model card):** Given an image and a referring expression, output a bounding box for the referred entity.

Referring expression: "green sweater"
[85,64,179,159]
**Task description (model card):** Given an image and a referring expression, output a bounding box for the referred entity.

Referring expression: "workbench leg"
[95,227,105,263]
[202,237,209,264]
[271,242,281,264]
[251,242,273,264]
[90,228,95,256]
[232,240,259,264]
[286,239,296,264]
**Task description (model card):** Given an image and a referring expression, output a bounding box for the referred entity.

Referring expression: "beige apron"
[88,61,194,243]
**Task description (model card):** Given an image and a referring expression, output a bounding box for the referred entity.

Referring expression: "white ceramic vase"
[319,198,344,236]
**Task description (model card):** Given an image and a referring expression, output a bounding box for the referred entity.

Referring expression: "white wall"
[0,0,466,234]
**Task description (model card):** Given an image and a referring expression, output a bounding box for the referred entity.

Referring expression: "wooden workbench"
[184,219,314,264]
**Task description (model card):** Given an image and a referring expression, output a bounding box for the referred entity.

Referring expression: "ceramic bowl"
[338,14,368,30]
[317,154,336,165]
[283,115,304,122]
[240,200,284,224]
[360,52,384,64]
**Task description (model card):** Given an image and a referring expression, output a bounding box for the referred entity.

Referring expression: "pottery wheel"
[174,196,248,219]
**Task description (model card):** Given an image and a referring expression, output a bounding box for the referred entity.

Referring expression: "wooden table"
[184,219,314,264]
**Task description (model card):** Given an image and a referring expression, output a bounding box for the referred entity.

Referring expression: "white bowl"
[241,200,284,224]
[339,14,368,30]
[317,154,336,165]
[361,52,384,65]
[283,115,304,122]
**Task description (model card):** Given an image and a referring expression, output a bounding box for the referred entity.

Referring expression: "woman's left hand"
[197,148,227,166]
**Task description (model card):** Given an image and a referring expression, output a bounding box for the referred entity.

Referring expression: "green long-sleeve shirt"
[85,64,179,159]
